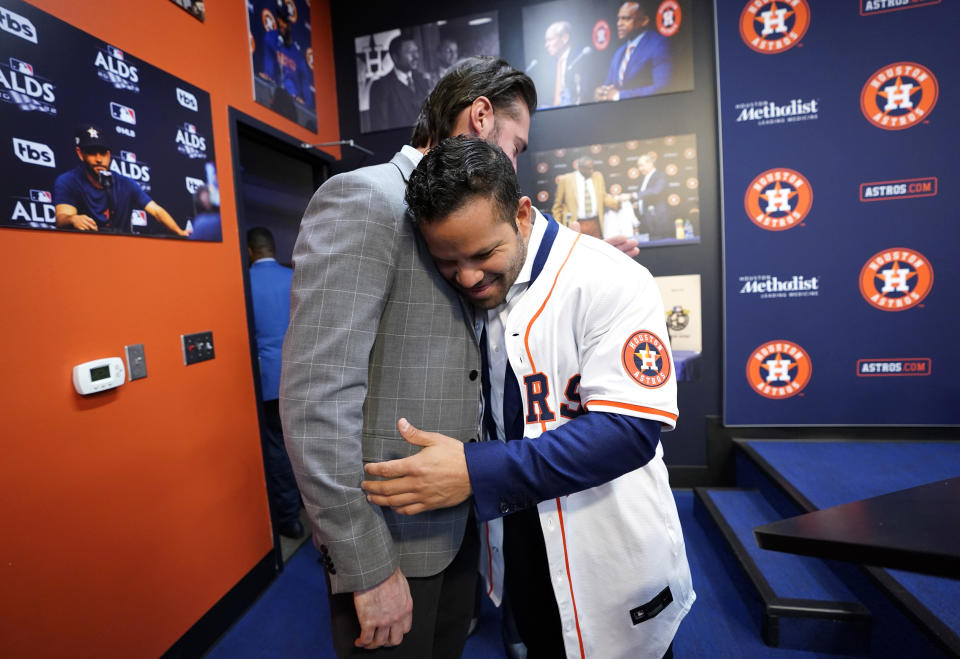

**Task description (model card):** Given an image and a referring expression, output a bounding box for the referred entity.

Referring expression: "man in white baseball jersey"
[363,136,694,658]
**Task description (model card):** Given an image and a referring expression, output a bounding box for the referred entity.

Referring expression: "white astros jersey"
[481,219,695,659]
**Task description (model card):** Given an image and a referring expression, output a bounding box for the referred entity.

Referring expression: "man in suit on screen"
[595,1,672,102]
[551,155,618,238]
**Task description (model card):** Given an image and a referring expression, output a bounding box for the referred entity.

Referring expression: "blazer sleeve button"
[469,369,479,381]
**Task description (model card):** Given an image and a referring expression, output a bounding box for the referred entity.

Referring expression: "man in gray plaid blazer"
[280,58,538,657]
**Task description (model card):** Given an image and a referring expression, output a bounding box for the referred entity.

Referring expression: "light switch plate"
[124,343,147,380]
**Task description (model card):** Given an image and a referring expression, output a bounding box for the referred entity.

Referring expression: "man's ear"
[75,146,83,161]
[516,196,533,239]
[468,96,495,139]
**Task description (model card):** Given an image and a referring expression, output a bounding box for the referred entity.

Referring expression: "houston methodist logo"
[740,0,810,54]
[744,168,812,230]
[859,247,933,311]
[746,340,811,398]
[621,330,671,388]
[860,62,938,130]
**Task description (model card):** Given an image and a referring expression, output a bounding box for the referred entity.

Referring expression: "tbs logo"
[12,137,55,167]
[185,176,205,194]
[176,87,198,111]
[0,6,38,44]
[110,101,136,125]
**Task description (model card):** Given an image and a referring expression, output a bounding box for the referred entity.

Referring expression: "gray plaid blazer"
[280,151,482,594]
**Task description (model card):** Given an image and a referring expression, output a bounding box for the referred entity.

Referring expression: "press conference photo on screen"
[354,11,499,133]
[522,0,693,110]
[1,3,222,242]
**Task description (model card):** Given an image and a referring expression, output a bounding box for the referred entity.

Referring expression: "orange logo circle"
[537,190,549,203]
[859,247,933,311]
[593,20,611,50]
[261,9,276,31]
[536,162,549,174]
[610,183,623,195]
[744,168,812,231]
[860,62,938,130]
[622,331,671,388]
[657,1,682,37]
[608,155,621,167]
[746,340,811,399]
[739,0,810,54]
[667,194,681,206]
[665,163,678,176]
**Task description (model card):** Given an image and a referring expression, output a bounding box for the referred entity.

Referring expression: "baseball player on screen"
[363,136,694,659]
[54,123,188,236]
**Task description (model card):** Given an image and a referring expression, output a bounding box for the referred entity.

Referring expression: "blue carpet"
[743,440,960,648]
[206,541,507,658]
[743,440,960,509]
[700,489,859,603]
[209,492,888,658]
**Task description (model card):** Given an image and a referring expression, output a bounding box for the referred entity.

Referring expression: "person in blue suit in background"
[247,227,303,539]
[595,1,672,102]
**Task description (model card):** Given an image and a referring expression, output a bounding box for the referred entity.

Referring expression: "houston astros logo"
[859,247,933,311]
[622,330,671,388]
[740,0,810,53]
[860,62,938,130]
[657,1,682,38]
[746,340,811,398]
[744,168,812,231]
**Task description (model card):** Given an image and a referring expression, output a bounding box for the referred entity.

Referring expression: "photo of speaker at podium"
[530,133,701,248]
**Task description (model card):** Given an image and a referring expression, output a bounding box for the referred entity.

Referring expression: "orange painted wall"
[0,1,339,656]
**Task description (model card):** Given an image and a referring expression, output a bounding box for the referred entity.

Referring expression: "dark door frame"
[227,106,335,570]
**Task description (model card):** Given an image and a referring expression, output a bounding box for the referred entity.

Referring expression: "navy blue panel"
[716,0,960,424]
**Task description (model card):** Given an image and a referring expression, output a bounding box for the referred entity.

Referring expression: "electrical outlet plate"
[181,331,215,365]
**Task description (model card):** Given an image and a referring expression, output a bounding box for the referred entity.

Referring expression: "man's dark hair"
[247,226,276,254]
[410,56,537,149]
[388,32,416,65]
[406,136,520,229]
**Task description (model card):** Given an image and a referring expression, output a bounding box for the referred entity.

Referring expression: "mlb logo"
[107,45,124,60]
[185,123,196,133]
[120,150,136,163]
[110,101,136,125]
[29,189,52,203]
[9,57,33,75]
[131,209,148,226]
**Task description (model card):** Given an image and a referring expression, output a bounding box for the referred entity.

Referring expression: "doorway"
[229,109,332,567]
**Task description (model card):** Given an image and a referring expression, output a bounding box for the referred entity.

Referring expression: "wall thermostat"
[73,357,126,395]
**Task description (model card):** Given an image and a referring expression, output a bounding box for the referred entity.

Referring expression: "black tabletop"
[753,476,960,579]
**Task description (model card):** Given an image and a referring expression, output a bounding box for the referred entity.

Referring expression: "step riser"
[694,488,872,653]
